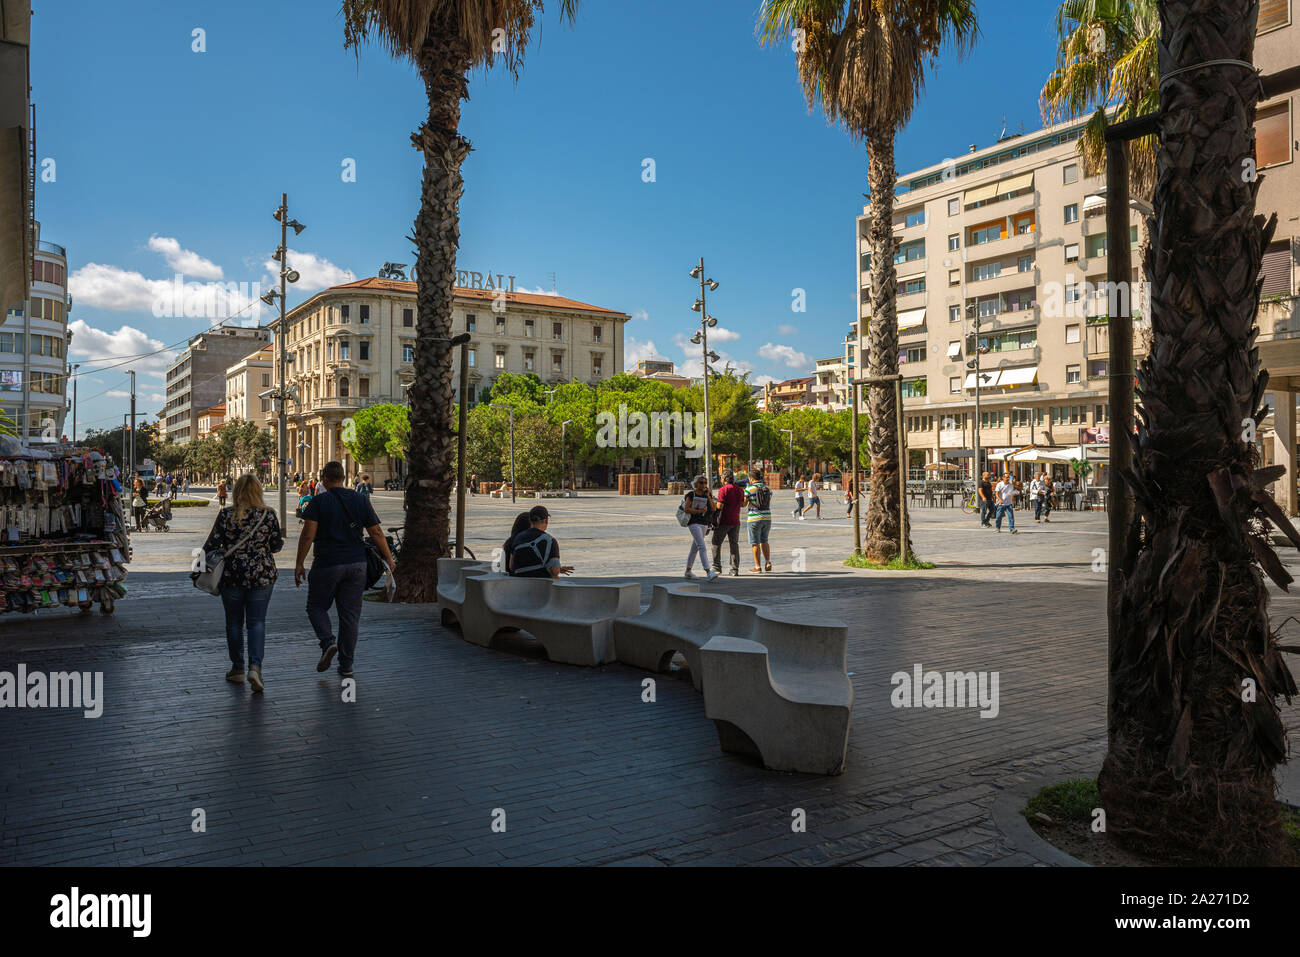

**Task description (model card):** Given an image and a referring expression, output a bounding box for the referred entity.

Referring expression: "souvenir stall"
[0,439,130,615]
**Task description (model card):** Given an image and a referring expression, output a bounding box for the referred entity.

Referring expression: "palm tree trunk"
[1099,0,1298,864]
[863,125,911,564]
[394,20,473,603]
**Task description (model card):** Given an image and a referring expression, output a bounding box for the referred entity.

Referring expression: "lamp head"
[689,265,703,279]
[286,270,301,284]
[706,279,719,291]
[288,219,306,235]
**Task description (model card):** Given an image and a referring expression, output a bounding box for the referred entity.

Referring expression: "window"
[552,352,563,372]
[402,308,413,327]
[949,269,961,286]
[359,341,369,361]
[592,354,603,376]
[1261,240,1293,295]
[1014,214,1035,235]
[523,352,535,372]
[466,314,476,332]
[261,373,270,387]
[593,325,603,343]
[494,349,506,370]
[1063,163,1079,184]
[976,296,1000,317]
[466,348,475,367]
[524,319,535,338]
[32,260,65,284]
[902,277,926,295]
[31,297,64,322]
[326,340,334,360]
[1066,364,1081,384]
[1095,403,1109,422]
[0,332,23,352]
[950,376,961,394]
[1066,283,1082,304]
[1257,101,1292,168]
[902,346,926,364]
[1065,243,1080,263]
[901,377,927,398]
[1018,255,1034,273]
[949,305,961,323]
[553,322,563,340]
[969,222,1004,245]
[359,377,370,398]
[948,197,960,216]
[359,305,370,324]
[972,262,1002,281]
[1064,203,1079,224]
[1086,234,1108,259]
[1260,0,1290,32]
[496,315,506,332]
[905,209,926,227]
[948,234,960,251]
[339,377,350,398]
[340,304,350,323]
[1066,324,1081,343]
[894,240,925,264]
[404,344,416,364]
[339,339,350,361]
[1089,359,1109,378]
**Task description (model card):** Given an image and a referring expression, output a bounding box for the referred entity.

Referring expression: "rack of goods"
[0,441,130,616]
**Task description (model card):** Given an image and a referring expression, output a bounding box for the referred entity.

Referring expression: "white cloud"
[709,326,740,343]
[70,263,265,322]
[750,373,778,385]
[67,321,176,378]
[777,324,798,336]
[265,249,356,293]
[147,235,223,280]
[632,309,650,321]
[70,263,170,312]
[624,337,665,370]
[514,285,558,296]
[758,342,811,369]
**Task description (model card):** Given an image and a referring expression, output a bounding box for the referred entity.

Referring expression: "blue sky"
[35,0,1069,434]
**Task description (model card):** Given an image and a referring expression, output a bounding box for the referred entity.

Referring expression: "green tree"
[341,403,411,465]
[341,0,579,602]
[464,404,509,482]
[759,0,978,563]
[509,414,562,488]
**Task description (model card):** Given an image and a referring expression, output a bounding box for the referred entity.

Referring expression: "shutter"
[1260,243,1292,297]
[1259,0,1289,32]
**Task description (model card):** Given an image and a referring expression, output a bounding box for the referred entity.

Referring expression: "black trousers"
[711,523,740,571]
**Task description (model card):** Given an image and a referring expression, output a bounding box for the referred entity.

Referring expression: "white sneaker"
[799,514,805,521]
[705,570,720,581]
[684,570,696,579]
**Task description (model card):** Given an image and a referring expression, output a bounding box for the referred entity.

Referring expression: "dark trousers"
[306,561,367,669]
[979,499,993,524]
[1034,495,1046,520]
[711,523,740,571]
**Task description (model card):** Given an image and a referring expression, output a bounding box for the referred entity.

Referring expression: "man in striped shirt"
[743,473,773,573]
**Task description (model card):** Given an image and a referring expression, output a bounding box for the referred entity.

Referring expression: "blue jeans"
[306,562,367,669]
[221,583,274,669]
[995,503,1016,530]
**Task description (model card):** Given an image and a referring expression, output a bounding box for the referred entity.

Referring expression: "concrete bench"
[700,614,852,775]
[612,583,757,691]
[435,558,494,628]
[454,573,642,666]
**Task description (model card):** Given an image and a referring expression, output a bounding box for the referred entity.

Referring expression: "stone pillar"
[1273,388,1297,517]
[325,420,336,466]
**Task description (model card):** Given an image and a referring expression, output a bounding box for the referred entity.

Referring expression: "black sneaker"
[338,665,354,678]
[317,643,339,672]
[729,568,739,576]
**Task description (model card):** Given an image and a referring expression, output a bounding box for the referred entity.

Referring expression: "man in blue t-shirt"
[295,460,395,678]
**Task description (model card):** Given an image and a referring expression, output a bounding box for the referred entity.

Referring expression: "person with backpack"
[744,472,773,572]
[508,505,573,578]
[711,469,744,577]
[681,474,718,581]
[355,473,374,502]
[294,460,396,679]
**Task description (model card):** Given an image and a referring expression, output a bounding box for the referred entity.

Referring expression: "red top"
[717,482,744,526]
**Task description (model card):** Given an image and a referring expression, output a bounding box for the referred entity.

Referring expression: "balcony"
[965,192,1036,220]
[964,230,1037,266]
[967,269,1037,298]
[37,240,65,257]
[313,395,392,411]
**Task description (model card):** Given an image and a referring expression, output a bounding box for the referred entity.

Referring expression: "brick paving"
[1,490,1298,865]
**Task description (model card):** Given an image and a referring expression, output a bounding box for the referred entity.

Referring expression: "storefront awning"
[998,365,1039,387]
[964,182,999,204]
[964,370,1001,389]
[996,172,1034,195]
[898,308,926,330]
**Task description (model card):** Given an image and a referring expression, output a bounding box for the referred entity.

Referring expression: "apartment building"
[224,343,274,433]
[276,277,629,478]
[163,327,271,444]
[812,356,850,410]
[630,358,690,388]
[196,403,225,439]
[765,376,815,410]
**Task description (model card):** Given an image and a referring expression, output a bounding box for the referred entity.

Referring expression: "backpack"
[751,484,772,511]
[512,531,555,576]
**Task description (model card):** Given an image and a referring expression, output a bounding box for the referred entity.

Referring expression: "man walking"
[294,460,396,678]
[743,472,773,572]
[1031,471,1046,523]
[978,471,994,527]
[711,469,744,577]
[994,471,1018,534]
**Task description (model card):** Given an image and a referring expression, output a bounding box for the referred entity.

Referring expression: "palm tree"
[1098,0,1300,864]
[1040,0,1158,201]
[341,0,578,601]
[758,0,979,564]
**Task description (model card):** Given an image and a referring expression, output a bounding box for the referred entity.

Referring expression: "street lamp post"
[491,403,515,504]
[128,371,136,478]
[747,418,762,476]
[780,428,794,485]
[689,259,720,483]
[70,363,79,443]
[261,194,306,528]
[851,381,861,554]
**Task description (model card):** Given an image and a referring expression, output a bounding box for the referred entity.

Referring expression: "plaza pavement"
[1,488,1298,866]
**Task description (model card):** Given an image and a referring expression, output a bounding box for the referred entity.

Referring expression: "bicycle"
[960,490,979,514]
[385,525,475,562]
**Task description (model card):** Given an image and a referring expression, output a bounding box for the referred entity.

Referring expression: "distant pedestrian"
[1031,472,1048,522]
[744,472,773,572]
[203,474,283,692]
[508,505,573,578]
[845,477,856,517]
[294,461,397,679]
[217,480,228,508]
[978,471,994,527]
[131,478,147,531]
[711,470,743,577]
[355,473,373,501]
[1042,475,1055,522]
[995,472,1018,534]
[469,473,478,496]
[793,476,806,518]
[681,474,718,580]
[803,473,823,520]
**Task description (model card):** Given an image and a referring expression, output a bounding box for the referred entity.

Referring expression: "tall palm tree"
[341,0,577,601]
[1098,0,1300,864]
[1040,0,1158,200]
[759,0,979,564]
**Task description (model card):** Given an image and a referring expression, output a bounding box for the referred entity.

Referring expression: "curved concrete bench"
[457,573,641,666]
[700,614,852,775]
[612,583,757,691]
[435,558,494,628]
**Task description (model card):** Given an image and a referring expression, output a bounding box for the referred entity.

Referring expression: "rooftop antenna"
[999,115,1007,140]
[548,271,556,295]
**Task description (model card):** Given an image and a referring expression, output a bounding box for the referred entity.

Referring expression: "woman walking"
[217,479,228,508]
[131,477,147,531]
[844,476,856,517]
[202,474,283,693]
[803,473,823,520]
[681,474,718,581]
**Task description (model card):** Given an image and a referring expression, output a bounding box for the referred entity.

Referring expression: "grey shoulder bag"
[194,509,270,595]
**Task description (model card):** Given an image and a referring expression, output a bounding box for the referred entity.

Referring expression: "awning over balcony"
[998,365,1039,386]
[964,182,999,204]
[898,308,926,330]
[946,341,961,358]
[1082,193,1107,213]
[996,172,1034,195]
[964,370,1001,389]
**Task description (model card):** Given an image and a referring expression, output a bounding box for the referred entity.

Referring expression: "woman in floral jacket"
[203,474,283,692]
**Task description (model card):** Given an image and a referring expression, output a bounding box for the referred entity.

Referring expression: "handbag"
[328,488,387,588]
[193,510,269,595]
[676,494,693,528]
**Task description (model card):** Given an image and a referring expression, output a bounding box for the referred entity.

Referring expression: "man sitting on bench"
[508,505,574,579]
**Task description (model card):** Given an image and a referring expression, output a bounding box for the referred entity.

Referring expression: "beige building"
[224,343,274,432]
[812,356,850,410]
[630,357,690,388]
[196,403,225,439]
[275,277,629,478]
[164,327,270,443]
[765,376,815,410]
